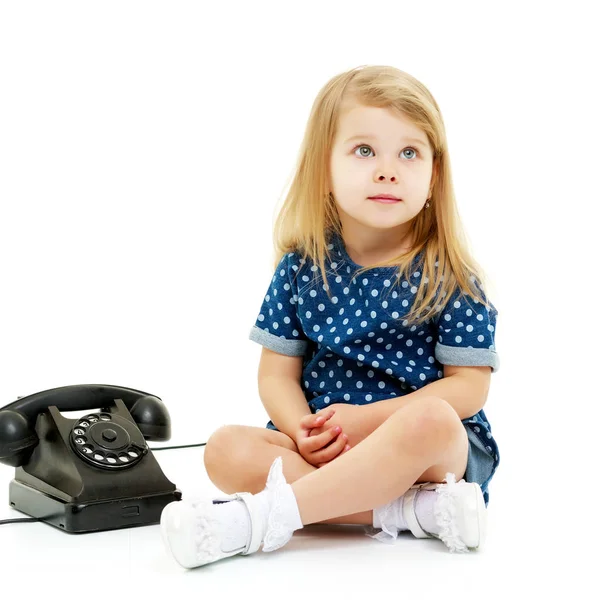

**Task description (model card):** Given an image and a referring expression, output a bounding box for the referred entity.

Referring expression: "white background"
[0,0,597,594]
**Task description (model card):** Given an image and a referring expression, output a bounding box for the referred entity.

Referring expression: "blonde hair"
[272,64,494,327]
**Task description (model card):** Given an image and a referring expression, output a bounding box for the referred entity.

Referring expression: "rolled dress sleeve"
[249,253,309,357]
[434,280,500,373]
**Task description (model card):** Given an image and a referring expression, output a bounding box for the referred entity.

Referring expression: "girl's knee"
[391,395,463,448]
[204,425,249,475]
[204,425,290,493]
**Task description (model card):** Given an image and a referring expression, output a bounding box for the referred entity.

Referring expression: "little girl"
[160,64,500,568]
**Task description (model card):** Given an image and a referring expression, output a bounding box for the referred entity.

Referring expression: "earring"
[425,198,431,208]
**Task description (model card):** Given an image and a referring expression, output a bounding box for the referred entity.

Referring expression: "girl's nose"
[377,174,397,182]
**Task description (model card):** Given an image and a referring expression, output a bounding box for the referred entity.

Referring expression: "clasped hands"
[293,403,366,468]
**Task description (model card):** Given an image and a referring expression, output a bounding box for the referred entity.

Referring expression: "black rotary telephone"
[0,384,182,533]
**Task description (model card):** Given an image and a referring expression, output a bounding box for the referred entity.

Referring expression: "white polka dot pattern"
[249,232,501,501]
[249,233,499,412]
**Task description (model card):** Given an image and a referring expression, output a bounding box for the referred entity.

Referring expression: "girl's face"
[329,102,435,238]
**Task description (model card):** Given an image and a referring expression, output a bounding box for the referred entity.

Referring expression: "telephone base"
[8,479,182,533]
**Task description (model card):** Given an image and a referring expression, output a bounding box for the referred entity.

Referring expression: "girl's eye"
[354,145,418,160]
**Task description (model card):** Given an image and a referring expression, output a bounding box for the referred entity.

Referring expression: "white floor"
[0,445,589,597]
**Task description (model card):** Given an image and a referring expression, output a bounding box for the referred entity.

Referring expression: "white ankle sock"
[210,482,302,554]
[372,489,440,536]
[261,482,304,552]
[373,496,408,530]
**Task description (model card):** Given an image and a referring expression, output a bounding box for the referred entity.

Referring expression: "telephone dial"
[0,384,182,533]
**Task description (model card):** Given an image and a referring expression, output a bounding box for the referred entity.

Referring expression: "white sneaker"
[160,456,300,569]
[160,491,264,568]
[403,473,487,552]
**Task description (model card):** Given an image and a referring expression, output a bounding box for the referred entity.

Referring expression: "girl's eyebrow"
[344,134,428,148]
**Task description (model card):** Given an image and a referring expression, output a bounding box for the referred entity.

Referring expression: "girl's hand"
[294,409,351,468]
[308,403,366,448]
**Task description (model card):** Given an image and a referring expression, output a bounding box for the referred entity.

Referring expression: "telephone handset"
[0,384,182,533]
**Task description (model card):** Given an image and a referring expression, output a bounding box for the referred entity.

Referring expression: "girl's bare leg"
[203,395,468,526]
[292,396,469,525]
[204,422,372,525]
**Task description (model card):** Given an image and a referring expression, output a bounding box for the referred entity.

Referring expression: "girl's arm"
[259,374,312,441]
[257,347,311,441]
[363,367,491,434]
[284,367,490,449]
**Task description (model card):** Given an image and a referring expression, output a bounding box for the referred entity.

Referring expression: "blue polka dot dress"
[249,231,500,504]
